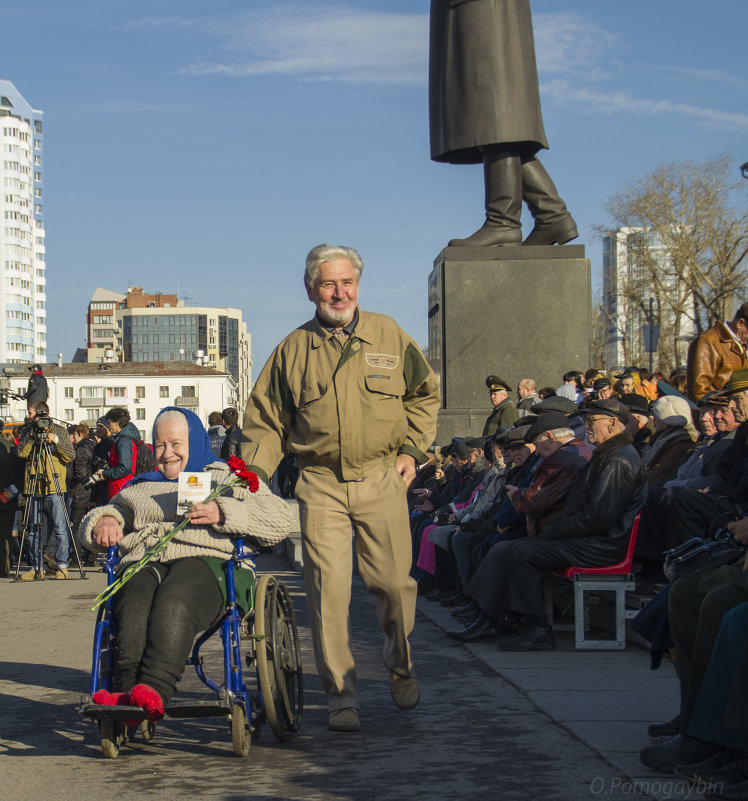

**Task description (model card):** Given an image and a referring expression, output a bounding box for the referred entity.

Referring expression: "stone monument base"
[427,244,591,444]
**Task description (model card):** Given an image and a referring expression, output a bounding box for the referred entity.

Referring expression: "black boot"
[521,157,578,246]
[446,612,498,642]
[449,148,522,247]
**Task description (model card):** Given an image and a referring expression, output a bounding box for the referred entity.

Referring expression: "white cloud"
[533,12,619,80]
[174,6,428,86]
[543,79,748,133]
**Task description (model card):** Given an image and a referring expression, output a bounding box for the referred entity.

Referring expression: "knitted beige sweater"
[79,461,292,566]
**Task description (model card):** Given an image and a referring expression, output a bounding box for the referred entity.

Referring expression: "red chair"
[545,513,641,650]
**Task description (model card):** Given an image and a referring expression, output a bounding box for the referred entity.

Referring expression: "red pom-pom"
[128,683,164,721]
[92,689,129,706]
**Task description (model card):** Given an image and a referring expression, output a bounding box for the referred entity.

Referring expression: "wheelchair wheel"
[230,702,250,757]
[255,575,303,742]
[100,719,122,759]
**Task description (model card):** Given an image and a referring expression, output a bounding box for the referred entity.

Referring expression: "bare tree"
[597,154,748,371]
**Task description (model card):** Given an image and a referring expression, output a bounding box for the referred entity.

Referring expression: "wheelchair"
[80,538,303,758]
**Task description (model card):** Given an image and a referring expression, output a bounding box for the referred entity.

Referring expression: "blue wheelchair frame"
[84,537,303,758]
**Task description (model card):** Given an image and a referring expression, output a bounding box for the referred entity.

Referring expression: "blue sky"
[4,1,747,375]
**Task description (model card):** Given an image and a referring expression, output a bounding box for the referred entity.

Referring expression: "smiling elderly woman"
[79,407,292,720]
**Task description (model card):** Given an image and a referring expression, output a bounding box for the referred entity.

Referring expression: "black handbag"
[663,528,745,582]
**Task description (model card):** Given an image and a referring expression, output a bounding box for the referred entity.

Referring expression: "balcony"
[175,396,199,407]
[79,396,105,407]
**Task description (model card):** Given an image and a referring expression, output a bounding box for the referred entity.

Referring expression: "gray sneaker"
[328,708,360,732]
[390,672,420,710]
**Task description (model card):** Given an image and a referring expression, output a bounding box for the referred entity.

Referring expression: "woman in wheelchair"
[79,406,292,723]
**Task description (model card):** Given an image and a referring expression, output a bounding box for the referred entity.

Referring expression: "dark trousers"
[112,558,224,703]
[666,489,742,548]
[0,509,14,577]
[668,570,748,735]
[467,537,622,619]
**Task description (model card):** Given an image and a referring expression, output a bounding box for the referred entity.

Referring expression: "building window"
[159,386,169,398]
[86,409,100,422]
[139,430,146,441]
[181,386,196,397]
[106,387,126,398]
[136,408,146,420]
[64,409,74,421]
[64,387,73,398]
[135,386,145,398]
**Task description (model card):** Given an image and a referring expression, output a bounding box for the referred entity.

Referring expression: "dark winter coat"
[220,424,244,460]
[429,0,548,164]
[25,372,48,405]
[540,433,648,564]
[69,437,95,509]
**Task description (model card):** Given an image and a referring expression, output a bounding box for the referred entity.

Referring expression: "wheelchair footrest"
[164,700,232,719]
[81,703,148,722]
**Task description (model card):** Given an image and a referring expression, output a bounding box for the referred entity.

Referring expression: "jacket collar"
[310,307,372,348]
[590,431,633,460]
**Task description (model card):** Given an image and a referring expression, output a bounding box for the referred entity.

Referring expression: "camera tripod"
[13,433,87,581]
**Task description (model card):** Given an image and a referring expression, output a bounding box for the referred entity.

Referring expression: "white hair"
[154,409,188,435]
[548,427,575,441]
[304,243,363,288]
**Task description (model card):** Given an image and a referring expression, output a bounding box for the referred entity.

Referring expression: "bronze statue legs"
[521,157,578,246]
[448,147,522,247]
[449,148,578,248]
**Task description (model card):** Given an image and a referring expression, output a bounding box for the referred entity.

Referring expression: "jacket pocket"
[364,374,406,397]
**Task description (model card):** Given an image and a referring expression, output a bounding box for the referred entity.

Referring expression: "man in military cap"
[482,375,519,437]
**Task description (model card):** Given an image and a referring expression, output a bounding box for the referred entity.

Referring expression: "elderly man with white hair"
[242,244,440,732]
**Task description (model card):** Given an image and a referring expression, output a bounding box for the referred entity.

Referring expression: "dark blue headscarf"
[129,406,223,484]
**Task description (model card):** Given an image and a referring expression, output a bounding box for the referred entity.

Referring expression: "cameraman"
[88,407,142,500]
[17,401,75,580]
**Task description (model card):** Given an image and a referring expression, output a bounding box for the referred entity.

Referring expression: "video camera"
[0,377,19,406]
[28,415,53,440]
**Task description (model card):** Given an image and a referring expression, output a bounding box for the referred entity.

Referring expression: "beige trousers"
[295,466,417,711]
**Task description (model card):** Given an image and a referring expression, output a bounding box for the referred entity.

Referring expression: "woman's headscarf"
[130,406,222,484]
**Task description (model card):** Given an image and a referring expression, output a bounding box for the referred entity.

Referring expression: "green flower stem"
[90,478,240,612]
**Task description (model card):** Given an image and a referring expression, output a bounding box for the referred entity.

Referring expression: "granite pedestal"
[427,244,591,442]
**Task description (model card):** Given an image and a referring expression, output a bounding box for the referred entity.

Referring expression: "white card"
[177,472,212,515]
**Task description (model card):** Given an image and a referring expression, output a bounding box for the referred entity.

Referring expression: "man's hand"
[728,518,748,545]
[185,500,225,526]
[395,453,417,487]
[91,515,123,548]
[417,499,435,513]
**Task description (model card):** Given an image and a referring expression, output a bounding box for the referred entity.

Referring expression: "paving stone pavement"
[0,555,694,801]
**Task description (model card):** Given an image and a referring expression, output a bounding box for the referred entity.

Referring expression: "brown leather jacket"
[686,322,748,401]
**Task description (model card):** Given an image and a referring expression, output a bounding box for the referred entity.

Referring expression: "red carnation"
[226,456,259,493]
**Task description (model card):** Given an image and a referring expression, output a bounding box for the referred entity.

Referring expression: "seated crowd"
[409,357,748,798]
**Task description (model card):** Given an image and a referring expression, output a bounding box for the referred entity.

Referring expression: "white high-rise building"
[0,81,45,365]
[602,227,695,369]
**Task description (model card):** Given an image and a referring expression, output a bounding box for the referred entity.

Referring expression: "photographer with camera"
[86,407,147,500]
[17,401,74,580]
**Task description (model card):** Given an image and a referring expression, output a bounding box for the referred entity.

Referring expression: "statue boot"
[449,149,522,247]
[521,157,578,246]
